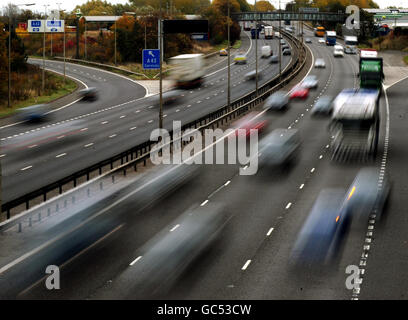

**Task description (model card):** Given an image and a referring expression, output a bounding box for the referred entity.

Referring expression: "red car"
[231,112,268,137]
[290,85,309,100]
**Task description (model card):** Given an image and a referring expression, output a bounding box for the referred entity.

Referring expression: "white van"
[261,45,272,58]
[333,45,344,57]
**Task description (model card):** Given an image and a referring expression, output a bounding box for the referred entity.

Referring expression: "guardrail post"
[87,188,90,197]
[29,217,32,227]
[38,212,41,222]
[123,169,126,177]
[112,175,115,183]
[56,203,59,212]
[47,208,51,216]
[18,222,22,233]
[99,182,103,190]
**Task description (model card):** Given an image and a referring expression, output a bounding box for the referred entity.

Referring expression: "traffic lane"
[10,36,300,297]
[1,39,293,199]
[13,163,240,299]
[164,35,363,299]
[358,78,407,299]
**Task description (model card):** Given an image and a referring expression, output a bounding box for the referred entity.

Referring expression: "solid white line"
[299,184,304,189]
[0,154,5,158]
[129,256,142,266]
[285,202,292,209]
[130,127,137,130]
[20,165,32,171]
[200,200,209,206]
[224,180,231,186]
[56,153,67,158]
[242,260,252,270]
[84,143,94,147]
[170,224,180,232]
[311,168,315,173]
[101,121,108,124]
[57,135,65,139]
[81,128,88,131]
[109,134,117,138]
[266,228,274,236]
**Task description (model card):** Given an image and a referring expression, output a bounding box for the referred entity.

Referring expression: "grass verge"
[0,71,77,118]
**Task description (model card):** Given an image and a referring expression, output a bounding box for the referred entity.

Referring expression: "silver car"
[302,75,318,89]
[305,38,312,43]
[311,96,333,115]
[314,58,326,68]
[264,91,289,110]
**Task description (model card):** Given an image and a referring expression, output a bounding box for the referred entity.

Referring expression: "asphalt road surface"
[0,26,401,300]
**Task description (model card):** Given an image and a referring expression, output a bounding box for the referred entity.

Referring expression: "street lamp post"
[279,0,282,81]
[159,0,163,129]
[255,0,258,96]
[8,3,35,108]
[227,0,230,108]
[42,4,50,93]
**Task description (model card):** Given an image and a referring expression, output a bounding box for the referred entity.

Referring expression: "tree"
[254,1,275,11]
[236,0,251,12]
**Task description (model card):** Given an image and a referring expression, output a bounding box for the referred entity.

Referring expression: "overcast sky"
[6,0,407,16]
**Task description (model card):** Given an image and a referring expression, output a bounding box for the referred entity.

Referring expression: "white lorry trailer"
[264,26,274,39]
[168,54,205,89]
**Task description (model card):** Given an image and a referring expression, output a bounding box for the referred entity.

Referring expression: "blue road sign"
[31,20,41,27]
[47,20,62,27]
[143,49,160,70]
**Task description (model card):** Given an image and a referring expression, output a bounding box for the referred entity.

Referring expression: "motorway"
[0,30,292,203]
[0,25,405,300]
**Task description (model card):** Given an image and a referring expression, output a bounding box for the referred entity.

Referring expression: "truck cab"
[344,36,358,54]
[329,89,380,161]
[325,31,337,46]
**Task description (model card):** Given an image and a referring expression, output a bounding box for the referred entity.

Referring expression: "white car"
[333,45,344,57]
[314,58,326,68]
[318,38,325,44]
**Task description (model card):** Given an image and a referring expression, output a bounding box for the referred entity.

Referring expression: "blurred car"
[160,89,183,105]
[314,58,326,68]
[234,53,247,64]
[244,70,261,81]
[219,48,228,56]
[280,39,286,45]
[282,44,290,51]
[290,188,351,266]
[318,38,325,44]
[17,104,50,123]
[78,87,98,101]
[305,37,312,43]
[344,167,391,222]
[311,96,333,115]
[290,85,309,99]
[263,91,289,111]
[302,75,319,89]
[333,45,344,57]
[231,111,268,137]
[269,55,279,64]
[282,48,292,56]
[102,202,228,299]
[258,128,300,167]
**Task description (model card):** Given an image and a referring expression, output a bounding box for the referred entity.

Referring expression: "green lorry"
[359,49,384,89]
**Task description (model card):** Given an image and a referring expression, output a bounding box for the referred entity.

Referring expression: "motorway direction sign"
[143,49,160,70]
[28,20,44,32]
[300,7,319,13]
[46,20,64,32]
[28,20,65,33]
